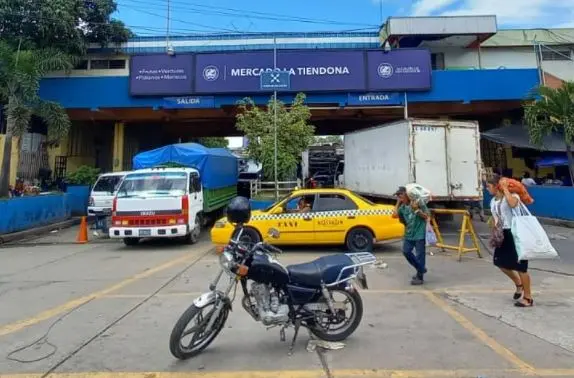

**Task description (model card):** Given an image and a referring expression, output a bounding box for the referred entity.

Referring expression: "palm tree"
[524,82,574,185]
[0,41,75,196]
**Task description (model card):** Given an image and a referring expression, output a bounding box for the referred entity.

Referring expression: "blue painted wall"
[66,185,91,216]
[40,68,539,109]
[0,194,71,235]
[483,186,574,221]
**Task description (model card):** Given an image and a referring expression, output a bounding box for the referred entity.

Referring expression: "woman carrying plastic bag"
[511,202,558,261]
[486,176,537,307]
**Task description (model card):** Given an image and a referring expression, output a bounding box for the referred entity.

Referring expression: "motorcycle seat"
[287,254,354,287]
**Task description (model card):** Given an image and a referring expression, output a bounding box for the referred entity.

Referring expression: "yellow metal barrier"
[430,209,482,261]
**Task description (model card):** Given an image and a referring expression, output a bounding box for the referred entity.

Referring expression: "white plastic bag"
[425,222,437,246]
[511,203,558,260]
[405,183,432,204]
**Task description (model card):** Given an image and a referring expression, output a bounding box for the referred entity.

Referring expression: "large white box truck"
[343,119,482,205]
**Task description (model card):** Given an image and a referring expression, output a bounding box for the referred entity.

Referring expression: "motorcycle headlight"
[219,251,234,270]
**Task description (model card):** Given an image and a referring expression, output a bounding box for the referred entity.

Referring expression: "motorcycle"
[169,225,376,360]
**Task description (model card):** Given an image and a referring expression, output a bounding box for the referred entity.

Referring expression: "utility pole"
[273,36,279,200]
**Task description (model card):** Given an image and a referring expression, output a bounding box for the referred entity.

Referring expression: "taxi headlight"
[219,251,234,270]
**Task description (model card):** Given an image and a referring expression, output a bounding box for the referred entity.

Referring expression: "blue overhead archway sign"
[260,70,291,91]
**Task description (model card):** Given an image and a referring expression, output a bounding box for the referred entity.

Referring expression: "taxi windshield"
[262,193,292,212]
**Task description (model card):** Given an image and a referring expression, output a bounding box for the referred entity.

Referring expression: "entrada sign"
[129,49,431,96]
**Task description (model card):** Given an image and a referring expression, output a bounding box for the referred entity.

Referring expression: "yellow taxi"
[210,188,404,251]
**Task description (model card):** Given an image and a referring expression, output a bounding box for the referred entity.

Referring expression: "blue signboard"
[347,93,401,106]
[162,96,215,108]
[128,49,432,96]
[260,70,291,90]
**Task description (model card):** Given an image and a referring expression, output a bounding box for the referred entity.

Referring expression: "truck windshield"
[117,172,187,198]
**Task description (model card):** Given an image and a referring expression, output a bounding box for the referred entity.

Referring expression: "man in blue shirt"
[393,186,430,285]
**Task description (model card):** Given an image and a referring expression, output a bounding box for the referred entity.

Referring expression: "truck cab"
[109,168,203,246]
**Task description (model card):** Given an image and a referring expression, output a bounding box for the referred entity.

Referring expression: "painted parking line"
[0,247,212,338]
[423,291,536,373]
[4,369,574,378]
[101,288,574,299]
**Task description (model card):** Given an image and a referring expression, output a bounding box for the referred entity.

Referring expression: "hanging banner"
[194,50,366,93]
[130,54,194,96]
[366,49,432,91]
[127,49,432,96]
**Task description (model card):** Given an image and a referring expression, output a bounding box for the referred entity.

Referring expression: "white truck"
[343,119,482,205]
[109,143,238,246]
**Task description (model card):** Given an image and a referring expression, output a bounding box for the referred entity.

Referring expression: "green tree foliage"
[0,41,76,196]
[236,93,315,181]
[314,135,343,145]
[66,165,101,186]
[523,82,574,184]
[193,137,229,148]
[0,0,133,55]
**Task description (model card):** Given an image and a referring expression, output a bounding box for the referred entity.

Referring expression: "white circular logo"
[377,63,394,78]
[203,66,219,81]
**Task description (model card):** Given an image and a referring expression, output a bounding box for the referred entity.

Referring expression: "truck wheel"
[123,238,140,246]
[186,215,202,245]
[346,228,374,252]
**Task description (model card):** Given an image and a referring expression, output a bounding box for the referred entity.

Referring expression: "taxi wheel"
[233,227,261,245]
[346,228,374,252]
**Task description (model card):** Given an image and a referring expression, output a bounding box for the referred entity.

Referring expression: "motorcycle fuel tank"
[248,253,289,286]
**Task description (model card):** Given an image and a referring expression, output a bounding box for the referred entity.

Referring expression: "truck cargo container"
[343,119,482,205]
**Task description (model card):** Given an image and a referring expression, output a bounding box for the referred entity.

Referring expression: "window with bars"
[89,59,127,69]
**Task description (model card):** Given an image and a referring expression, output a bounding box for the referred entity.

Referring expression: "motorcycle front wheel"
[169,301,229,360]
[309,288,363,342]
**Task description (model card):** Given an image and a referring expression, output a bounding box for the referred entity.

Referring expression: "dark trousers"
[402,239,426,278]
[95,215,109,234]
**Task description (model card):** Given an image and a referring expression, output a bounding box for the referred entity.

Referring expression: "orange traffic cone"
[76,216,88,244]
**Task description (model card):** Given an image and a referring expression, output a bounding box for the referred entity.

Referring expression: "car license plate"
[139,229,151,237]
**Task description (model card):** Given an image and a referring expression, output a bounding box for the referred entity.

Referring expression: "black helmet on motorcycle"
[226,196,251,224]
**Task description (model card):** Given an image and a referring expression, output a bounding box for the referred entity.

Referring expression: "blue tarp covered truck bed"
[132,143,238,189]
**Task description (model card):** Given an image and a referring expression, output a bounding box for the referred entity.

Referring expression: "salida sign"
[129,49,431,96]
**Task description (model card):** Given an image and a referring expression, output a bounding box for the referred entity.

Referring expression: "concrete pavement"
[0,222,573,378]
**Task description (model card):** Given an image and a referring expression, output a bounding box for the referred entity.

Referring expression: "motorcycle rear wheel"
[169,302,229,360]
[309,288,363,342]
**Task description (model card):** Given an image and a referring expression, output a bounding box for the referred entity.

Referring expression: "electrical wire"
[39,247,212,377]
[116,0,379,28]
[6,299,95,363]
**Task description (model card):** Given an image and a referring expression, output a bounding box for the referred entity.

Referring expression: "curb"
[0,218,82,245]
[484,210,574,228]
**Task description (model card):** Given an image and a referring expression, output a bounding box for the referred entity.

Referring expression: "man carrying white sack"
[392,186,430,285]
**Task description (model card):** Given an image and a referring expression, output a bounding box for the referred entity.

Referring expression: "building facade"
[2,15,573,183]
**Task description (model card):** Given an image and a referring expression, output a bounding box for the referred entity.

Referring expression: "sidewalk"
[0,218,81,245]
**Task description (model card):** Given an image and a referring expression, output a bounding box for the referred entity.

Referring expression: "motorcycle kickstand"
[288,320,301,356]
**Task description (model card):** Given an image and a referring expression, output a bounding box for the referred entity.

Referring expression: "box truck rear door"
[446,122,482,199]
[412,123,449,198]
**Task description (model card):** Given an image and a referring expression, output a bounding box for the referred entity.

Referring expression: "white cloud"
[409,0,574,27]
[410,0,459,17]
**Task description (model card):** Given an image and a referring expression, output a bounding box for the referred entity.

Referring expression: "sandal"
[514,297,534,307]
[513,284,523,300]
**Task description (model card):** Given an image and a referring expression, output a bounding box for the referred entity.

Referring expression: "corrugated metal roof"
[88,31,381,54]
[482,29,574,47]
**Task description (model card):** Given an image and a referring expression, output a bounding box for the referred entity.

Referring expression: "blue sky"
[114,0,574,37]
